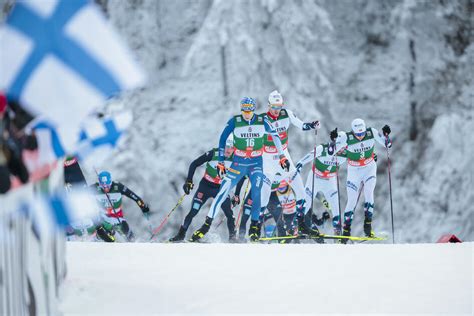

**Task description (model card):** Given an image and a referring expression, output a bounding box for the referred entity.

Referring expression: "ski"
[258,234,387,242]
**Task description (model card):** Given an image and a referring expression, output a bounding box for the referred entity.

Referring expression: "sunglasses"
[269,104,283,110]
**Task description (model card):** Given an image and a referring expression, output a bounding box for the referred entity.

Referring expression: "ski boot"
[96,225,115,242]
[228,230,238,243]
[119,221,135,241]
[169,226,186,242]
[296,212,320,237]
[340,224,351,244]
[248,220,261,242]
[190,217,212,242]
[363,218,375,238]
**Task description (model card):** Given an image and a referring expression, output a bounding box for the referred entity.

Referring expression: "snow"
[81,0,473,244]
[61,241,473,315]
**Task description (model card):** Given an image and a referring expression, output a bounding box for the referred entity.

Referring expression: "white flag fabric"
[30,189,99,239]
[0,0,145,149]
[30,111,133,166]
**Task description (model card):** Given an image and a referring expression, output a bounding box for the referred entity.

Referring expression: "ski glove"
[141,203,150,213]
[382,125,391,136]
[137,200,150,213]
[322,211,331,221]
[217,162,226,178]
[330,128,338,141]
[231,195,240,208]
[183,180,194,195]
[302,120,320,131]
[279,155,290,172]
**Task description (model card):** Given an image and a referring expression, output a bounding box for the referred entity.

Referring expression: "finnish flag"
[31,111,132,165]
[30,190,99,239]
[0,0,145,149]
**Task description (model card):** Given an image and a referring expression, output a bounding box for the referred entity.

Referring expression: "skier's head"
[98,171,112,192]
[240,97,256,121]
[268,90,283,117]
[351,118,366,140]
[224,134,234,157]
[276,180,289,194]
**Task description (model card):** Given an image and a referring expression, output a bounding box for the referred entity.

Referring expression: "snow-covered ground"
[61,241,473,315]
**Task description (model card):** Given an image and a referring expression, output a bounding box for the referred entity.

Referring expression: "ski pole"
[143,213,153,237]
[235,179,251,232]
[149,193,186,241]
[335,155,342,235]
[309,129,318,226]
[385,137,395,244]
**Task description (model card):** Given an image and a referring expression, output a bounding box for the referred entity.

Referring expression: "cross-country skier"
[335,119,391,238]
[91,170,150,242]
[295,129,347,235]
[168,138,239,242]
[260,90,320,237]
[190,97,289,242]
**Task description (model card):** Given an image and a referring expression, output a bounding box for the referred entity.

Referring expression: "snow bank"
[61,242,472,315]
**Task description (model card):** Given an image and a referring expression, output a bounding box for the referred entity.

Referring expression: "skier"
[260,90,320,237]
[335,119,391,238]
[295,129,347,235]
[190,97,289,242]
[168,137,239,242]
[91,170,150,242]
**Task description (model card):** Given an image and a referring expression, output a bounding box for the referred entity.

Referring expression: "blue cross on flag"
[0,0,145,149]
[31,111,132,166]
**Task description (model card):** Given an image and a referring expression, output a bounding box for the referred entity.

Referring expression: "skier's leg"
[248,162,264,241]
[322,177,341,232]
[238,193,253,239]
[342,166,363,236]
[268,192,285,237]
[362,162,377,237]
[292,170,319,236]
[221,196,236,240]
[191,164,245,241]
[284,149,307,212]
[170,180,210,242]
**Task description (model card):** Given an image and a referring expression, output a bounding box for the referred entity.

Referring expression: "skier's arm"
[287,109,320,131]
[334,132,348,153]
[218,118,235,161]
[371,127,392,148]
[264,118,284,156]
[296,145,324,168]
[118,182,149,213]
[186,149,214,182]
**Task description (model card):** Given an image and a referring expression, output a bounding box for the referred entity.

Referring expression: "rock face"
[2,0,472,242]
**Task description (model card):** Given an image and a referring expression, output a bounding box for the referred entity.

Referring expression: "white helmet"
[351,118,366,136]
[268,90,284,106]
[225,134,234,148]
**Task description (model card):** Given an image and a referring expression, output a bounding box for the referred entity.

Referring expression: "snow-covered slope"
[60,241,473,315]
[88,0,472,243]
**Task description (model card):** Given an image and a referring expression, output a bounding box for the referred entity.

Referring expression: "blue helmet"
[240,97,256,112]
[98,171,112,189]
